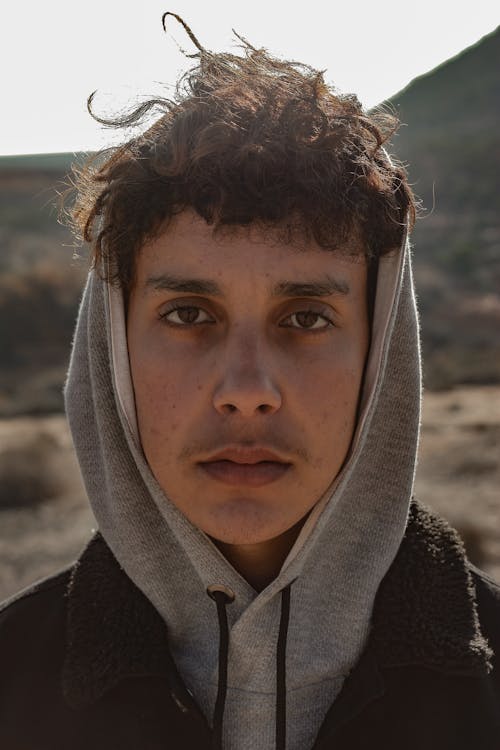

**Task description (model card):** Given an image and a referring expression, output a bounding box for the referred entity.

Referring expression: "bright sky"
[2,0,498,156]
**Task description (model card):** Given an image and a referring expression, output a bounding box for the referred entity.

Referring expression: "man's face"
[127,210,369,545]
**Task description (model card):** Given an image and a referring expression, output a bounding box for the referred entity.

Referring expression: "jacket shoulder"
[470,565,500,665]
[0,568,71,675]
[471,565,500,604]
[0,568,71,621]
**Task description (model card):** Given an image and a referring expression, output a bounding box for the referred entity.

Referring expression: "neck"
[212,519,305,591]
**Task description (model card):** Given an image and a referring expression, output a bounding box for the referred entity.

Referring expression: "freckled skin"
[127,210,369,548]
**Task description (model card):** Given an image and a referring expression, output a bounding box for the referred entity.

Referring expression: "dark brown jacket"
[1,501,499,748]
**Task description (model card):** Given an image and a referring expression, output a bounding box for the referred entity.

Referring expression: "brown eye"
[176,306,202,324]
[282,310,332,330]
[295,311,321,328]
[160,305,214,326]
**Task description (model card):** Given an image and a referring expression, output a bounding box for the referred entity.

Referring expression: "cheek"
[293,341,365,416]
[129,337,204,443]
[301,368,360,432]
[292,349,366,471]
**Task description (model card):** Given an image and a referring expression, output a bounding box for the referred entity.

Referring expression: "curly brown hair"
[67,15,416,292]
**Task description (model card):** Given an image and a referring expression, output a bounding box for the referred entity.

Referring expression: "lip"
[201,446,290,464]
[198,446,292,487]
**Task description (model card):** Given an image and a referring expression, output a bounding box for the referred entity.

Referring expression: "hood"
[65,223,421,750]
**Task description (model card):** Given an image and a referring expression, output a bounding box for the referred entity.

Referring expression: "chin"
[194,500,297,546]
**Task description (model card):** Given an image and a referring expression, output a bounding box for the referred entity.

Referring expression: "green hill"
[0,153,90,415]
[387,25,499,216]
[385,26,500,388]
[0,152,80,172]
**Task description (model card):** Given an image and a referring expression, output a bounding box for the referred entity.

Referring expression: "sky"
[2,0,498,156]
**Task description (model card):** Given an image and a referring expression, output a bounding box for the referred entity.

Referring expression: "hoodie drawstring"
[207,582,293,750]
[276,583,291,750]
[207,584,234,750]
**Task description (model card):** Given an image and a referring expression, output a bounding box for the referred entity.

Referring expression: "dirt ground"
[0,384,499,601]
[413,386,500,579]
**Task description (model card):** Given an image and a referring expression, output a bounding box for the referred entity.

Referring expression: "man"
[0,15,499,750]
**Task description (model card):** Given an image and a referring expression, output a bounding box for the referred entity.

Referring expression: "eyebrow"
[271,276,350,297]
[144,273,350,298]
[145,274,220,296]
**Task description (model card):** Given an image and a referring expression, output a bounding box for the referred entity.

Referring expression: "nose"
[212,335,282,418]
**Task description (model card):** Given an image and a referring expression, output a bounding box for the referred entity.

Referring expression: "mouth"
[198,447,292,488]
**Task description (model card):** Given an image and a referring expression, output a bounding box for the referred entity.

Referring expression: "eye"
[281,310,333,330]
[159,304,214,327]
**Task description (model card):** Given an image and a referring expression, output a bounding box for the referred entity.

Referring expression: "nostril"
[212,372,282,417]
[257,403,273,414]
[220,402,276,416]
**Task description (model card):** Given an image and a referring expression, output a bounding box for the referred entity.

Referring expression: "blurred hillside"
[386,25,500,388]
[0,154,88,416]
[0,27,499,416]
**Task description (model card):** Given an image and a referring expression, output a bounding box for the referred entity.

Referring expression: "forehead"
[135,210,367,294]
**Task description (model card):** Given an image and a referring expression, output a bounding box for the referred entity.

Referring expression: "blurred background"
[1,2,499,599]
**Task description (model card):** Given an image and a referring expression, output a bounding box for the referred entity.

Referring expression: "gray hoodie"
[65,223,421,750]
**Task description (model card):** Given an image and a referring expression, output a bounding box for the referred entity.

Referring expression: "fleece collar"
[62,500,492,709]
